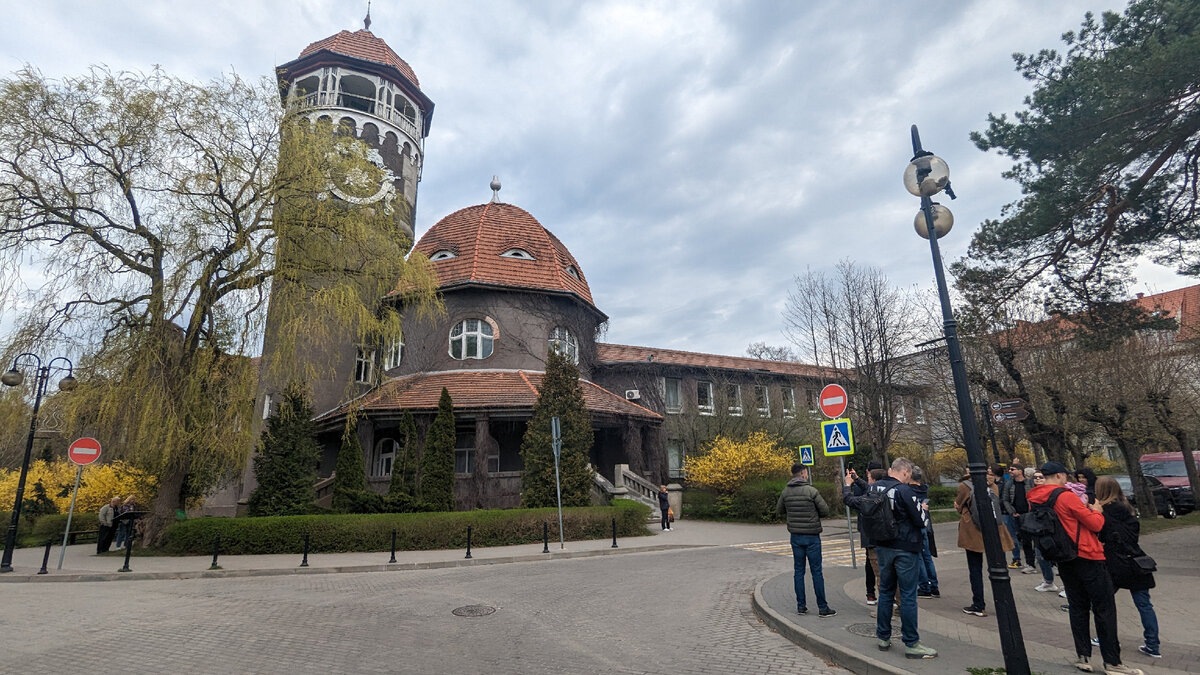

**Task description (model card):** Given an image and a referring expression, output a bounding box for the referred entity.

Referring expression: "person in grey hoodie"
[777,463,835,617]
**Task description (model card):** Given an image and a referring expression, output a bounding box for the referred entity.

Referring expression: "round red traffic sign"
[68,437,102,465]
[818,384,848,418]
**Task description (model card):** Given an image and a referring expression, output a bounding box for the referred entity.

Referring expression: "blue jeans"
[917,530,938,591]
[790,533,829,612]
[1034,547,1055,584]
[1129,589,1159,653]
[1003,515,1021,562]
[876,546,921,646]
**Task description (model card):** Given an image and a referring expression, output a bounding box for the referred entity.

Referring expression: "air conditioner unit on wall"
[625,389,641,400]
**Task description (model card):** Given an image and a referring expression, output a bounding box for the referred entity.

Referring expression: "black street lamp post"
[905,125,1029,674]
[0,353,76,573]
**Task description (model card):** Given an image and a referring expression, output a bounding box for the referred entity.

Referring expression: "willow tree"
[0,67,438,543]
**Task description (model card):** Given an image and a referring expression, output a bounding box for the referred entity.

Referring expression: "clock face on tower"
[325,137,398,212]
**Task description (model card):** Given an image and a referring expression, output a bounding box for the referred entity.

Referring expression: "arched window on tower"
[549,327,578,364]
[449,319,494,359]
[338,74,376,114]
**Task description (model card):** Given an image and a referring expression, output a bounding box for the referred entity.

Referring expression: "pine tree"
[419,388,456,511]
[388,409,419,498]
[520,350,595,508]
[248,382,322,516]
[332,421,369,513]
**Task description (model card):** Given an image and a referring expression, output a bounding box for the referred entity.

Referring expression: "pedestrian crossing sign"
[821,418,854,456]
[798,445,814,466]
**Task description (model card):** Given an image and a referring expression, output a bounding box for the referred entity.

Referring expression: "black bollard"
[542,522,549,554]
[299,533,310,567]
[611,517,618,549]
[209,535,221,570]
[465,525,473,559]
[118,531,133,573]
[389,529,397,564]
[38,539,53,574]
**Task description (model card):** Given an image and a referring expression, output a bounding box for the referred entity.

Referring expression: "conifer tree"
[419,388,456,511]
[248,382,321,516]
[332,421,369,513]
[520,350,595,507]
[388,409,419,498]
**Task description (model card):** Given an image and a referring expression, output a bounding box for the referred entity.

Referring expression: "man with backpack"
[843,463,885,605]
[777,463,836,618]
[1026,462,1141,674]
[864,458,936,659]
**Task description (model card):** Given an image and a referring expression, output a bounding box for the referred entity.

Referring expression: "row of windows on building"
[660,377,927,424]
[350,322,581,383]
[369,434,503,478]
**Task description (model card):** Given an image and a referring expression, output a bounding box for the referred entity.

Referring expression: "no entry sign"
[818,384,848,419]
[68,437,102,465]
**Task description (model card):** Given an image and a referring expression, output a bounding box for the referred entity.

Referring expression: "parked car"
[1111,474,1178,519]
[1139,451,1198,514]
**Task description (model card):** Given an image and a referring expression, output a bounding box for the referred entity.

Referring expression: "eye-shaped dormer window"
[430,250,456,261]
[500,248,535,260]
[565,266,580,280]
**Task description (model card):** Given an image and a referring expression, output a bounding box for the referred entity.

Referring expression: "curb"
[0,543,707,583]
[751,579,913,675]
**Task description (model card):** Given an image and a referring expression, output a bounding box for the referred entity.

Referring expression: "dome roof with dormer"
[299,29,420,89]
[409,202,598,312]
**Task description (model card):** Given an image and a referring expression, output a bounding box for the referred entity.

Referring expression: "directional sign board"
[68,437,102,465]
[993,409,1029,423]
[989,398,1025,412]
[819,384,848,418]
[798,445,815,466]
[821,418,854,456]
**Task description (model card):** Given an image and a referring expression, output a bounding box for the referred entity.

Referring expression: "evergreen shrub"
[419,389,456,511]
[927,485,956,508]
[160,500,650,555]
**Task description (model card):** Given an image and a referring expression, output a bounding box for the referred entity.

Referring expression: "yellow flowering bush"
[0,460,155,513]
[1084,454,1122,475]
[684,431,794,494]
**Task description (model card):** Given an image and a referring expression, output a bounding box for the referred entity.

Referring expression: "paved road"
[0,543,849,674]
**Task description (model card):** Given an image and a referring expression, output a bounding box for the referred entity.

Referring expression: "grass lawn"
[1139,508,1200,535]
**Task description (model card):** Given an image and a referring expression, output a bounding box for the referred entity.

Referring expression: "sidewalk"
[754,521,1199,674]
[0,518,786,583]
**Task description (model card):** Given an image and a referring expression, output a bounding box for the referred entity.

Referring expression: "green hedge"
[0,511,99,548]
[160,500,650,555]
[928,485,956,508]
[683,480,845,524]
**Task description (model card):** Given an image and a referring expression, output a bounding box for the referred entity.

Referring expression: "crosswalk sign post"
[798,445,814,466]
[821,418,854,456]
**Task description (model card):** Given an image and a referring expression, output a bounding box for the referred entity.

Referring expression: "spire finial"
[490,175,501,202]
[364,0,372,30]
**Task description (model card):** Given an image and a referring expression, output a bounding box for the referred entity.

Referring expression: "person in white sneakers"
[657,485,672,531]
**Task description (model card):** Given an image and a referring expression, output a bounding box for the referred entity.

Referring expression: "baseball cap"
[1039,461,1068,476]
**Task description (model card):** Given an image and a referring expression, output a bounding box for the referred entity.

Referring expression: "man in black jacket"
[871,458,937,659]
[843,463,884,604]
[777,463,835,617]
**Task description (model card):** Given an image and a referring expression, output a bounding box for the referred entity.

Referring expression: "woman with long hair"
[1095,476,1161,659]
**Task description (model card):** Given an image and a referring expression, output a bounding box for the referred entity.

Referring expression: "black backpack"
[1020,488,1079,563]
[860,487,899,543]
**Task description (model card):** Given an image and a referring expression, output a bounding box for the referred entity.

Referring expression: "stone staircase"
[592,464,680,520]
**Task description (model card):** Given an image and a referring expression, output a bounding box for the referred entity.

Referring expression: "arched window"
[549,327,578,364]
[371,439,398,477]
[449,319,494,359]
[430,250,456,261]
[565,266,581,280]
[383,338,404,370]
[500,248,535,260]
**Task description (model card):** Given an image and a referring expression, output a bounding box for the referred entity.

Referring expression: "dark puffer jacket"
[1099,502,1155,591]
[777,476,829,535]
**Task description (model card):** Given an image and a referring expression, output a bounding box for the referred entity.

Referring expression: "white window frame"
[372,439,397,477]
[449,318,494,360]
[697,381,714,415]
[354,346,375,384]
[781,387,796,418]
[663,377,683,414]
[895,399,907,424]
[500,248,535,260]
[383,337,404,370]
[454,431,475,474]
[913,397,926,425]
[667,439,684,479]
[548,327,578,364]
[429,250,456,261]
[754,385,770,417]
[261,393,272,420]
[727,384,743,416]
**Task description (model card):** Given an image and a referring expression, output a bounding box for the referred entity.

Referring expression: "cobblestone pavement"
[0,545,849,675]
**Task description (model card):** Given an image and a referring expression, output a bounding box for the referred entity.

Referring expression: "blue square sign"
[798,445,814,466]
[821,418,854,456]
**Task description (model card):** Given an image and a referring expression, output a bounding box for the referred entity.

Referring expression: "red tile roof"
[300,30,420,88]
[315,370,661,422]
[404,202,597,310]
[596,343,843,380]
[1135,284,1200,339]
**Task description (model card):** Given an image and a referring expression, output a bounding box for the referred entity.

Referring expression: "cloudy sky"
[2,0,1190,358]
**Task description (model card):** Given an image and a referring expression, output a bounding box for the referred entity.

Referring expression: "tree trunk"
[142,458,190,547]
[1118,441,1155,517]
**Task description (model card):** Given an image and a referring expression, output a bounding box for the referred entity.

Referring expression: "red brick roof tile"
[1135,284,1200,339]
[300,30,420,88]
[596,343,842,379]
[405,202,597,310]
[315,370,661,422]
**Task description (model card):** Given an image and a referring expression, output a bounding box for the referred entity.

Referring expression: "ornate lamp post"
[0,353,77,573]
[905,125,1029,674]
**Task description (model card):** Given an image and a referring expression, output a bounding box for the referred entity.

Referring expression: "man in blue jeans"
[777,463,836,617]
[870,457,937,659]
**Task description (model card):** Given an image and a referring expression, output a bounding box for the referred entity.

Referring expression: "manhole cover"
[452,605,496,617]
[846,622,880,637]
